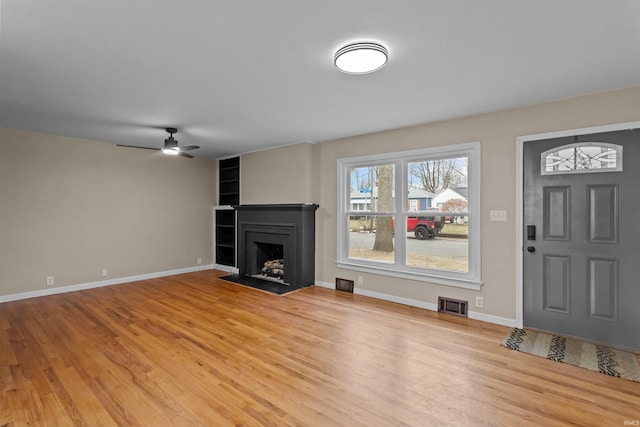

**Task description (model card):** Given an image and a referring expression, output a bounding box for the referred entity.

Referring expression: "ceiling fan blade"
[178,151,194,158]
[179,145,200,151]
[117,144,160,151]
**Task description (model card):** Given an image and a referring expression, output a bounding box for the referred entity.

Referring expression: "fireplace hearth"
[233,204,318,290]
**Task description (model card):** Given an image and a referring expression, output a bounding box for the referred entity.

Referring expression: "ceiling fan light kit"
[162,127,180,155]
[117,127,200,158]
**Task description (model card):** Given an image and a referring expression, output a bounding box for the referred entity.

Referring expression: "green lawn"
[441,223,468,236]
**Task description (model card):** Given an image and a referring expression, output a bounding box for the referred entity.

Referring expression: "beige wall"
[240,142,319,204]
[4,86,638,317]
[0,128,217,297]
[240,85,640,322]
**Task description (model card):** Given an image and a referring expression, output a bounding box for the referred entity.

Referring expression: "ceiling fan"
[118,127,200,158]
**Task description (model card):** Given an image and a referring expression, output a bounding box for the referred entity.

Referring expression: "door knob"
[527,246,535,253]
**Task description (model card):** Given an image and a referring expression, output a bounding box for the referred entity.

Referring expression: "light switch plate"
[490,210,507,221]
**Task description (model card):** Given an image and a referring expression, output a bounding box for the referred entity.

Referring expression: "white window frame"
[336,141,482,290]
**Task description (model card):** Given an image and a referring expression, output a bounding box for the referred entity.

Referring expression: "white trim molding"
[314,280,515,327]
[336,141,482,289]
[0,264,214,304]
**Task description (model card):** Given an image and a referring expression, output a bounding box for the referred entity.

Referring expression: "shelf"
[216,246,235,266]
[215,165,238,267]
[219,170,239,183]
[216,243,235,249]
[219,197,239,206]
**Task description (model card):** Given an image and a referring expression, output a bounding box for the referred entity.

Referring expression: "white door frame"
[515,120,640,328]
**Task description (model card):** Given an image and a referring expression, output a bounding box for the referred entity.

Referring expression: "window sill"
[336,260,483,291]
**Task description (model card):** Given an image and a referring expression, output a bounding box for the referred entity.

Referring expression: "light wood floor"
[1,270,638,426]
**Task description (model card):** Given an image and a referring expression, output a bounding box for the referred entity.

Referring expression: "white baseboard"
[314,280,335,289]
[0,264,214,304]
[1,273,516,328]
[314,280,516,328]
[468,311,516,327]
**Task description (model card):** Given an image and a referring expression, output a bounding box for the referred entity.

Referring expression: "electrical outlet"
[356,275,363,285]
[475,296,484,308]
[197,257,202,265]
[102,269,108,277]
[46,276,55,286]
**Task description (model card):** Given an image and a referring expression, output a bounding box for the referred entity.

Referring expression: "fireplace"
[243,227,290,283]
[234,204,318,289]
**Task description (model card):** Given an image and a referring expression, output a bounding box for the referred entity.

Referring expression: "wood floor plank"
[0,269,639,426]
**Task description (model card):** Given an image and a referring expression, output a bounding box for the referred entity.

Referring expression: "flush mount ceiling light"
[334,42,388,74]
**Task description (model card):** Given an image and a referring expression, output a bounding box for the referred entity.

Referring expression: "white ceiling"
[2,1,639,159]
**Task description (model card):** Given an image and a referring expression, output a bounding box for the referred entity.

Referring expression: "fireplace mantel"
[233,203,319,212]
[233,203,318,288]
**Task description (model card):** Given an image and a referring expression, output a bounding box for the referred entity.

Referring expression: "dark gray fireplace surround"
[233,204,318,289]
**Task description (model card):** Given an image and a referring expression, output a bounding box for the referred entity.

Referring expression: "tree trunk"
[373,165,394,252]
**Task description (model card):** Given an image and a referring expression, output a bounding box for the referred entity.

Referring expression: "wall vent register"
[437,297,468,317]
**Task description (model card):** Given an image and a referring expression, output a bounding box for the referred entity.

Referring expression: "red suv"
[393,216,444,240]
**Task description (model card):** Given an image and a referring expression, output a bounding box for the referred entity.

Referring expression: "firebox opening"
[253,242,286,284]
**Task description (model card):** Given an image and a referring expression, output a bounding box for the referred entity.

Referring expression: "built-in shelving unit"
[215,209,236,267]
[215,156,240,267]
[218,156,239,206]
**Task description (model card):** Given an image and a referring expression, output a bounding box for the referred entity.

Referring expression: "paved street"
[349,231,467,257]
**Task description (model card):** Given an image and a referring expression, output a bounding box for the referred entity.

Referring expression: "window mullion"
[395,159,407,267]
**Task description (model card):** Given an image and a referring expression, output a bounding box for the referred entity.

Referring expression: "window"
[337,142,481,290]
[541,142,622,175]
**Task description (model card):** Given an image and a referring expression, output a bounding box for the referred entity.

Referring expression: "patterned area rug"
[502,328,640,382]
